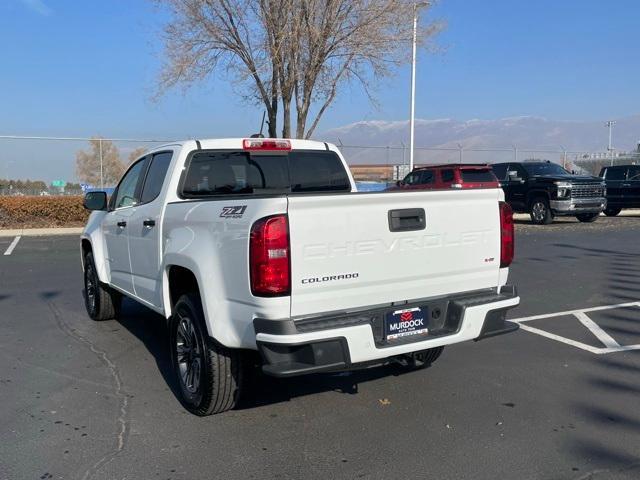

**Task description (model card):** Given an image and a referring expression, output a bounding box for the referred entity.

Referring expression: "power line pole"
[605,120,616,166]
[409,2,429,172]
[99,138,104,189]
[408,2,419,172]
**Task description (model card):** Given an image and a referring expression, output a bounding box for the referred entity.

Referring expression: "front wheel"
[529,198,553,225]
[169,293,244,415]
[83,251,120,321]
[576,213,600,223]
[604,207,621,217]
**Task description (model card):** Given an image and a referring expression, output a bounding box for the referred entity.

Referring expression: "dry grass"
[0,196,88,229]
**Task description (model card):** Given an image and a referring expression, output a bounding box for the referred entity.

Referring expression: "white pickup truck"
[81,138,520,415]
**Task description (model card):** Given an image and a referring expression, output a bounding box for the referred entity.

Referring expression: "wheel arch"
[81,238,92,265]
[526,190,551,207]
[80,234,110,284]
[166,265,201,313]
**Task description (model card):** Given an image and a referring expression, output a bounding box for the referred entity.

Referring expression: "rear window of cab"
[460,169,497,183]
[181,150,351,197]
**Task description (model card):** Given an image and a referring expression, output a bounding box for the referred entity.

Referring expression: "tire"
[576,213,600,223]
[529,197,553,225]
[604,207,621,217]
[400,346,444,369]
[83,251,120,321]
[169,293,243,415]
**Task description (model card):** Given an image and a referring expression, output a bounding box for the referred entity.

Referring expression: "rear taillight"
[243,138,291,151]
[250,215,290,296]
[499,201,514,267]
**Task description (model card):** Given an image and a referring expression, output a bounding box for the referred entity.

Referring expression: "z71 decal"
[220,206,247,219]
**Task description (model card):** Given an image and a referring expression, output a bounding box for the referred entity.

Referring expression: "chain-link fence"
[0,136,173,196]
[1,135,638,195]
[341,144,640,182]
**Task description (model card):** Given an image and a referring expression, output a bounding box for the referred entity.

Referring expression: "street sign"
[51,180,66,187]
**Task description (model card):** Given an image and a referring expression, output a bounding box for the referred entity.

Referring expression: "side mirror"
[83,191,108,211]
[508,171,523,183]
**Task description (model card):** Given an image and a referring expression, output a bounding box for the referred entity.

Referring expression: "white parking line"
[3,236,21,256]
[512,301,640,323]
[512,302,640,355]
[517,323,605,354]
[574,312,620,348]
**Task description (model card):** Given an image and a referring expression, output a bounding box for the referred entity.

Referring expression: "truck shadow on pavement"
[237,361,414,411]
[548,242,640,475]
[115,298,182,402]
[115,298,420,411]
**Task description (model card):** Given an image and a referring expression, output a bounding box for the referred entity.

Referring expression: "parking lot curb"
[0,227,83,237]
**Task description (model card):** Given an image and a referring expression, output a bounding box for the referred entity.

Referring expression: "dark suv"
[599,164,640,216]
[491,162,606,224]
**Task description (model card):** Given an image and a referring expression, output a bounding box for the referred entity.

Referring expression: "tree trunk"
[282,100,291,138]
[267,107,277,138]
[295,106,308,139]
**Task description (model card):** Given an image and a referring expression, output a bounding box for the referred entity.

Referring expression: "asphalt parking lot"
[1,216,640,480]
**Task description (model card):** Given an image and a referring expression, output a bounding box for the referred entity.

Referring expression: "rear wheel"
[529,197,553,225]
[576,213,599,223]
[83,251,120,321]
[604,207,621,217]
[169,293,243,415]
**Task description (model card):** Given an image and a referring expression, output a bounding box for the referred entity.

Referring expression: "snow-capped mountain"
[319,115,640,164]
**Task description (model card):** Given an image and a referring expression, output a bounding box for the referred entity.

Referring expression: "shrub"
[0,196,89,229]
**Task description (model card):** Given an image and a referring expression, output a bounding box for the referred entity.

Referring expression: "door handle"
[143,219,156,228]
[388,208,426,232]
[117,221,127,228]
[622,183,631,187]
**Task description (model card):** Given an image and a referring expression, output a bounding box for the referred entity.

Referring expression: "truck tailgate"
[287,189,502,317]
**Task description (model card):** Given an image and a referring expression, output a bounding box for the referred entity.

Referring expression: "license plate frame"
[384,306,429,342]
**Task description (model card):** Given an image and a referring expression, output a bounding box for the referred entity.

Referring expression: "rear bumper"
[254,286,520,377]
[550,197,606,215]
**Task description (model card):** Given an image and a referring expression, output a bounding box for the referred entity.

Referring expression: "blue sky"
[2,0,639,135]
[0,0,638,180]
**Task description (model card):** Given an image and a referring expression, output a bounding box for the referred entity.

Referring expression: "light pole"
[409,2,429,172]
[559,145,567,169]
[605,120,616,166]
[99,138,104,189]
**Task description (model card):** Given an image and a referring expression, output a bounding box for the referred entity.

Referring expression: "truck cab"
[599,164,640,216]
[492,161,606,224]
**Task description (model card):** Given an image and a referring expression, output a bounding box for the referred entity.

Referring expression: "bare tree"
[76,138,125,187]
[127,147,148,165]
[154,0,443,139]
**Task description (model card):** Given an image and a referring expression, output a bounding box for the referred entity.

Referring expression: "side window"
[605,167,627,181]
[441,169,455,183]
[141,152,173,203]
[404,172,420,185]
[511,164,527,179]
[628,166,640,181]
[492,164,508,181]
[114,159,146,209]
[419,170,434,184]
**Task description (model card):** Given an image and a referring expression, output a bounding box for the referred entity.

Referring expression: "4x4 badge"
[220,206,247,218]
